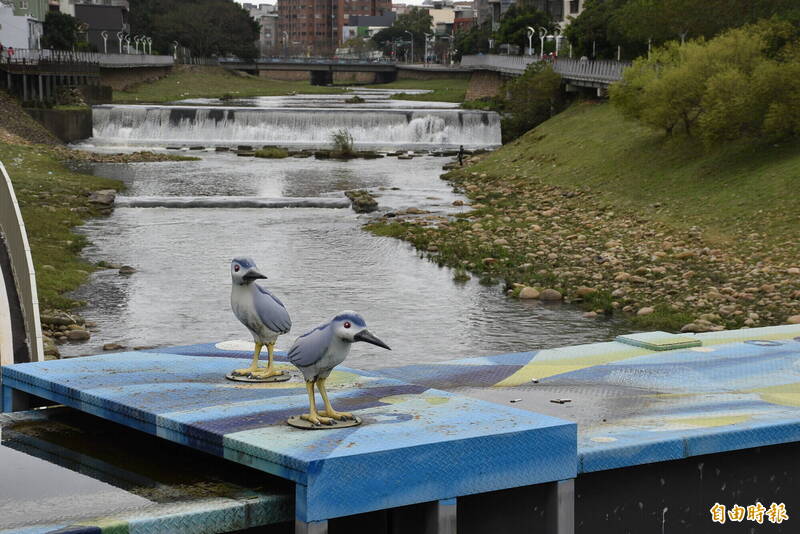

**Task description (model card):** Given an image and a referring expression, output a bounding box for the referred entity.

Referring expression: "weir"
[91,105,502,149]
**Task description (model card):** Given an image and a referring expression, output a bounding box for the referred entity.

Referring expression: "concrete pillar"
[545,480,575,534]
[428,499,457,534]
[22,74,28,101]
[294,519,327,534]
[38,75,43,102]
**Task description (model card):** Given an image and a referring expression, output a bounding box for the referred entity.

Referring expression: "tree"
[41,11,80,51]
[453,23,492,59]
[611,20,800,145]
[564,0,645,59]
[501,63,563,142]
[372,7,433,61]
[494,6,554,53]
[128,0,259,59]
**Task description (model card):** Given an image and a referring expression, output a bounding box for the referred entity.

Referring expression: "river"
[62,91,624,368]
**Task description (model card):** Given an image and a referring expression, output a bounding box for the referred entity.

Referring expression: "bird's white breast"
[231,285,280,343]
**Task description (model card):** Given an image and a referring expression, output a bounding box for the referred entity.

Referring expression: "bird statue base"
[225,372,292,383]
[287,415,363,430]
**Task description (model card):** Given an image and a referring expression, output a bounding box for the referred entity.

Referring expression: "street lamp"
[538,27,547,59]
[424,33,431,65]
[101,30,109,54]
[282,31,289,57]
[116,31,124,53]
[404,30,413,64]
[553,28,561,57]
[526,26,534,56]
[146,37,153,55]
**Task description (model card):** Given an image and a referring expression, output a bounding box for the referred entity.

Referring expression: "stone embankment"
[367,154,800,333]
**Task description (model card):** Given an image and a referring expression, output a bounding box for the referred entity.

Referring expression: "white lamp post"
[101,31,108,54]
[117,31,124,53]
[526,26,534,56]
[538,27,547,59]
[404,30,413,63]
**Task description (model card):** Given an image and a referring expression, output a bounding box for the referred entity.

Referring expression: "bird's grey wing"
[288,323,333,367]
[254,285,292,334]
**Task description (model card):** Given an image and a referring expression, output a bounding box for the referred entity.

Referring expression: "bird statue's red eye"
[344,321,351,329]
[234,265,240,272]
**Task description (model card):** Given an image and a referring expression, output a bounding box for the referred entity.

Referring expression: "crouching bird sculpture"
[287,311,390,427]
[229,257,292,382]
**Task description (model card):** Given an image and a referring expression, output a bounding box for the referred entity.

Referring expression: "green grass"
[1,143,123,311]
[362,77,470,103]
[365,100,800,331]
[254,147,289,159]
[480,101,800,251]
[114,65,344,104]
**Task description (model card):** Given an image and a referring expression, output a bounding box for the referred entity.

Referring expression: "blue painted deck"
[375,324,800,473]
[3,324,799,524]
[1,353,576,523]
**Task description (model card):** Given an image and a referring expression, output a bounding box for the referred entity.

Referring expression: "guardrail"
[460,54,629,84]
[3,49,174,69]
[220,57,396,66]
[0,162,43,366]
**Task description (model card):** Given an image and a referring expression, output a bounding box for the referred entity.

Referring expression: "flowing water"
[62,94,624,367]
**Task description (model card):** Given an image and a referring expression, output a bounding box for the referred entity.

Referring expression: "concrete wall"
[258,70,308,82]
[397,68,471,81]
[333,71,379,84]
[24,108,92,142]
[0,4,30,48]
[100,66,172,91]
[465,71,505,101]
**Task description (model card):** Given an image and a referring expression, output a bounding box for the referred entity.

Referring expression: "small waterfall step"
[115,196,351,209]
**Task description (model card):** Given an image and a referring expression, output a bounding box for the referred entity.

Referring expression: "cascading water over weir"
[90,105,502,149]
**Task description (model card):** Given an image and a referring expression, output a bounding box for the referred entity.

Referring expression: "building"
[73,0,129,53]
[48,0,74,16]
[243,3,278,56]
[1,0,47,48]
[278,0,392,56]
[341,13,395,42]
[453,4,475,33]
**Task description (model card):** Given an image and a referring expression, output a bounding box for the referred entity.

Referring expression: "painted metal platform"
[0,352,576,525]
[375,324,800,474]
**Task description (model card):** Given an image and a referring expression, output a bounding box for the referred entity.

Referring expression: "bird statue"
[287,311,390,427]
[229,257,292,382]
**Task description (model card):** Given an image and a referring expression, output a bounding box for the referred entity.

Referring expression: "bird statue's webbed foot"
[300,413,335,426]
[240,366,284,379]
[318,409,353,421]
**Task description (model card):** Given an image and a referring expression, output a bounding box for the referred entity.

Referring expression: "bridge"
[1,49,174,102]
[461,54,629,89]
[220,57,401,84]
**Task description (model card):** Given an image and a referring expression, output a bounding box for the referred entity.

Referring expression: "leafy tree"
[372,7,433,61]
[494,6,554,53]
[129,0,259,59]
[453,23,492,59]
[41,11,80,50]
[564,0,645,59]
[566,0,800,60]
[611,20,800,145]
[501,63,563,142]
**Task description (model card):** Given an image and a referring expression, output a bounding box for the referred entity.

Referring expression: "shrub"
[501,63,564,143]
[611,20,800,145]
[330,128,356,158]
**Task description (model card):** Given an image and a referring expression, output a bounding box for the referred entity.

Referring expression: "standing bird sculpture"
[288,311,390,427]
[229,257,292,382]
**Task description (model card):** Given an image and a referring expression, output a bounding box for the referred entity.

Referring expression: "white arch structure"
[0,161,44,366]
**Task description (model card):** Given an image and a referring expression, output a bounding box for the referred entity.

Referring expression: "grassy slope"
[363,78,469,103]
[367,101,800,331]
[481,102,799,256]
[114,65,344,103]
[1,142,122,311]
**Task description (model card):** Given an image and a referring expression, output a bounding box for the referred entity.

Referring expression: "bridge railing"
[220,56,396,66]
[0,162,43,366]
[3,49,174,69]
[460,54,630,83]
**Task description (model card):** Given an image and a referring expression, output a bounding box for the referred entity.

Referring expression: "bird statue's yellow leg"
[247,341,283,379]
[232,341,264,376]
[317,378,353,421]
[301,381,333,426]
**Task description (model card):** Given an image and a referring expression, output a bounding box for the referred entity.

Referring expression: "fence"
[2,49,174,69]
[460,54,630,84]
[0,162,43,366]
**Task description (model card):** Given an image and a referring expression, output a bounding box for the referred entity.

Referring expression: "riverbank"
[1,91,201,355]
[366,101,800,332]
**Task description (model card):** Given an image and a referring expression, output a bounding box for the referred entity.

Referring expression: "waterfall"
[91,105,502,149]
